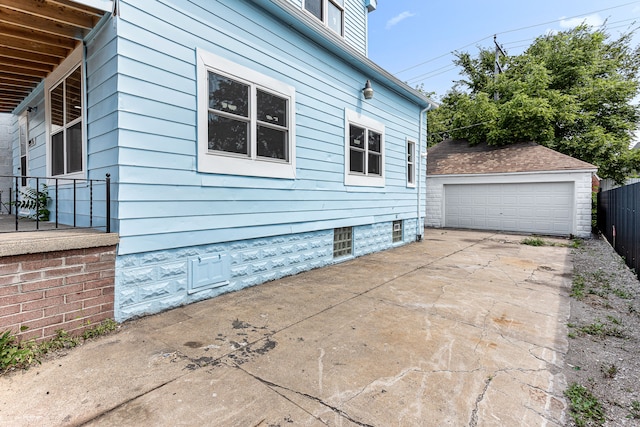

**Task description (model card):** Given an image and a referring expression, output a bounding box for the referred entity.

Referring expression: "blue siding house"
[2,0,435,321]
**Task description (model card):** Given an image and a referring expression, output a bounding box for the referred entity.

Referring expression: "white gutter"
[252,0,437,109]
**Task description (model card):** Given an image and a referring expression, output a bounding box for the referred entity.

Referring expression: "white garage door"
[444,182,574,235]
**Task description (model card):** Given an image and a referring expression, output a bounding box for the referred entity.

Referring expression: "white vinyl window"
[197,49,296,179]
[304,0,344,36]
[50,66,83,176]
[18,112,28,186]
[407,139,416,187]
[344,109,385,187]
[45,46,85,179]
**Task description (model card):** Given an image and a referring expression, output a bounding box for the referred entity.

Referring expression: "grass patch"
[81,319,117,340]
[521,237,546,246]
[565,383,605,427]
[578,319,625,339]
[600,363,618,379]
[0,331,36,372]
[613,288,632,299]
[0,319,118,374]
[571,275,586,299]
[629,400,640,419]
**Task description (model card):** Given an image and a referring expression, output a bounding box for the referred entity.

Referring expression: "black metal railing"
[0,174,111,233]
[598,182,639,279]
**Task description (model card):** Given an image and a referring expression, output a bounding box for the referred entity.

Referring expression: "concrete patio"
[0,229,573,426]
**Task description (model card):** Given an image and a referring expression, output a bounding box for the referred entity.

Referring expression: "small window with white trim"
[344,109,385,187]
[392,220,403,243]
[407,140,416,187]
[197,49,296,179]
[304,0,344,36]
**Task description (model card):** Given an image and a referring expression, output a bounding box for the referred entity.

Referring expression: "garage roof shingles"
[427,140,596,175]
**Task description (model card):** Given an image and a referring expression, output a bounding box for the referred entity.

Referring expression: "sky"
[367,0,640,101]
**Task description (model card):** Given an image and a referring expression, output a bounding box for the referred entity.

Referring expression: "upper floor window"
[197,48,296,179]
[304,0,344,36]
[344,109,385,187]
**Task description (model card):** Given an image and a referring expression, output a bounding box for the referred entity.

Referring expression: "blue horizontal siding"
[110,0,424,254]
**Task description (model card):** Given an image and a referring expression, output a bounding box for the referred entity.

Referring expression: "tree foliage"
[427,25,640,183]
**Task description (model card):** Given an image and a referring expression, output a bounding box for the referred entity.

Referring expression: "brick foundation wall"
[0,245,116,342]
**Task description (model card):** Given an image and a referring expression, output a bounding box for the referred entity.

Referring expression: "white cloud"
[386,11,416,29]
[559,14,604,29]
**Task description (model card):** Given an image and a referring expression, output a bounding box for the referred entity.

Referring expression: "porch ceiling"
[0,0,108,114]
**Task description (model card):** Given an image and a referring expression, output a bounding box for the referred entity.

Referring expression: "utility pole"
[493,35,507,100]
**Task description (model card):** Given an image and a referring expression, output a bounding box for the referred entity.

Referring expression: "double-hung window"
[304,0,344,36]
[197,49,296,179]
[344,109,385,187]
[407,139,416,187]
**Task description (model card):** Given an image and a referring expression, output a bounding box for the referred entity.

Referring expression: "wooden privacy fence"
[598,182,640,279]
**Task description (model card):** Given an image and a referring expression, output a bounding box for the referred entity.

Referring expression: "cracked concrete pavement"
[0,229,573,426]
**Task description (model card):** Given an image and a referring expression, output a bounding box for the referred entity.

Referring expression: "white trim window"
[304,0,344,36]
[407,139,416,187]
[344,109,385,187]
[45,46,85,179]
[18,112,28,186]
[197,49,296,179]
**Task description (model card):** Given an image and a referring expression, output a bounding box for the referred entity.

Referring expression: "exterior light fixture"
[362,80,374,100]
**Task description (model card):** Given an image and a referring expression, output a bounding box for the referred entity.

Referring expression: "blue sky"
[367,0,640,100]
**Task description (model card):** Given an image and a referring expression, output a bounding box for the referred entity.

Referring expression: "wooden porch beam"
[0,0,99,29]
[2,64,49,78]
[0,27,73,57]
[0,46,61,65]
[0,72,42,84]
[0,56,55,73]
[0,6,90,40]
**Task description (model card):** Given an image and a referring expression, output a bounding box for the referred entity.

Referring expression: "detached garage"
[426,140,597,238]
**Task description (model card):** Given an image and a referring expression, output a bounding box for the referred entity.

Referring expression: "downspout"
[416,103,436,241]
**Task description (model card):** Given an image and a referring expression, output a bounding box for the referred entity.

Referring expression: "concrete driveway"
[1,229,572,426]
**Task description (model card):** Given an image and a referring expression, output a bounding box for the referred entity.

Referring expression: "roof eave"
[427,168,598,178]
[251,0,437,110]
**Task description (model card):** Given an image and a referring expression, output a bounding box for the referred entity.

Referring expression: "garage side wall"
[425,171,594,238]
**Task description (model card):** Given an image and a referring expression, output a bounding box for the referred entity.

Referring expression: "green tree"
[428,25,640,183]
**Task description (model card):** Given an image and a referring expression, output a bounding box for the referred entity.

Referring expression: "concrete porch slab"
[0,229,572,426]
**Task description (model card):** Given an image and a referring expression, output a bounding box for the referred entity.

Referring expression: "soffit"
[0,0,108,113]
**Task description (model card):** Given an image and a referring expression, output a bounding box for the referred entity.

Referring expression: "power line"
[393,1,640,76]
[405,64,458,84]
[406,16,640,84]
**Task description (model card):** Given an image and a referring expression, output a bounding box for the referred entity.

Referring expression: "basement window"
[333,227,352,258]
[392,220,403,243]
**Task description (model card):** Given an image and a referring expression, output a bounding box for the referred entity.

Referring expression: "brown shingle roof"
[427,140,596,175]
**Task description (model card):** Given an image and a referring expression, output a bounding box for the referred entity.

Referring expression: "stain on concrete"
[183,341,202,348]
[232,319,250,329]
[492,313,522,327]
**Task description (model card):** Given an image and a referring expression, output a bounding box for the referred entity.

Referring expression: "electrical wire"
[393,1,640,77]
[406,17,640,84]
